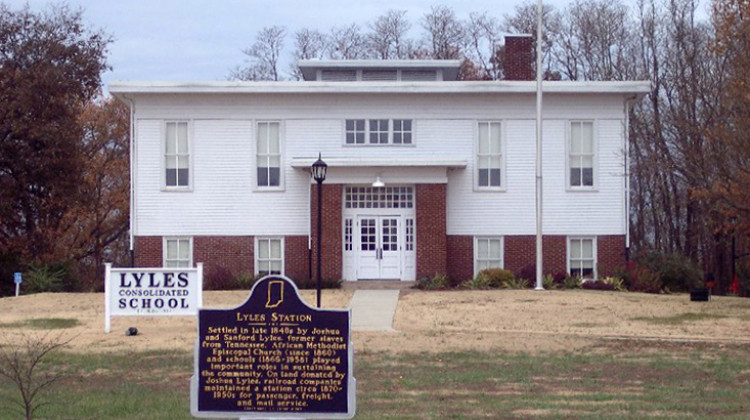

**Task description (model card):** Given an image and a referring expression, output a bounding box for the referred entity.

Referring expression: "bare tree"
[554,0,637,81]
[328,24,368,59]
[289,28,328,80]
[465,12,502,79]
[368,10,413,59]
[0,332,73,420]
[422,5,466,59]
[231,25,286,81]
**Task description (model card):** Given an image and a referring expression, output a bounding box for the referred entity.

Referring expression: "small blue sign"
[14,272,22,285]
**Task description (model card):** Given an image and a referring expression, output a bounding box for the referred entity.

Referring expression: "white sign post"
[104,263,203,333]
[14,272,22,297]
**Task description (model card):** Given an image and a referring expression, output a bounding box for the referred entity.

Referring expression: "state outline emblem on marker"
[265,280,284,308]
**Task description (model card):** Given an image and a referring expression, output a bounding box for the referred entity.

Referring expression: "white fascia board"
[109,80,651,97]
[289,157,468,169]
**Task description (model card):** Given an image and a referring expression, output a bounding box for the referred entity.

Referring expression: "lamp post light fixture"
[311,153,327,308]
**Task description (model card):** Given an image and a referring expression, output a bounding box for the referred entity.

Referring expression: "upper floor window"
[345,119,413,145]
[476,121,503,189]
[569,237,596,279]
[164,237,192,268]
[257,122,281,188]
[165,121,189,188]
[569,121,594,188]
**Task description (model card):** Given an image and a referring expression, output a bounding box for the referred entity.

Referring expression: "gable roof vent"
[321,70,357,81]
[362,70,398,81]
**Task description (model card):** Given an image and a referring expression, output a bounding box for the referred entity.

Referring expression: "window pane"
[490,123,501,153]
[489,240,501,259]
[478,169,489,187]
[402,132,412,144]
[167,241,178,260]
[259,240,269,259]
[258,261,269,273]
[268,168,280,186]
[268,123,280,153]
[270,261,282,274]
[571,123,582,154]
[270,239,281,258]
[478,123,489,154]
[166,123,176,154]
[581,122,593,153]
[177,169,189,186]
[166,169,177,186]
[177,123,188,154]
[581,240,593,258]
[490,169,501,187]
[582,168,593,186]
[570,168,581,186]
[393,133,402,144]
[346,133,355,144]
[177,155,189,169]
[178,240,190,260]
[345,120,354,131]
[257,167,269,186]
[257,127,269,154]
[356,133,364,144]
[477,239,488,259]
[356,119,365,130]
[571,240,582,259]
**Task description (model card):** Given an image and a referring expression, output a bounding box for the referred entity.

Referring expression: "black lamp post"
[311,153,327,308]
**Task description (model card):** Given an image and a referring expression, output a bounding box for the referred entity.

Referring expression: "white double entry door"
[357,216,402,279]
[346,214,416,281]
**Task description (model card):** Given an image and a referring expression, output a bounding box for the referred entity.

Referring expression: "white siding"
[135,119,309,236]
[131,91,628,238]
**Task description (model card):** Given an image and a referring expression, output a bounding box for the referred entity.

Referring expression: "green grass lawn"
[1,341,748,419]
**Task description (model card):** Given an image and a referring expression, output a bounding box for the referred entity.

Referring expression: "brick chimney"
[504,35,535,81]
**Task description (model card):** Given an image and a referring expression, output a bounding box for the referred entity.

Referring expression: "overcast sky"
[5,0,711,88]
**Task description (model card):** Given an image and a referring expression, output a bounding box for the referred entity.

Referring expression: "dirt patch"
[0,289,749,355]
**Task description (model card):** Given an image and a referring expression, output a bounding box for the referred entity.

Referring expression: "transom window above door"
[345,119,413,145]
[345,186,414,209]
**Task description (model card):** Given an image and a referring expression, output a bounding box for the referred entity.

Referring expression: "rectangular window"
[477,121,502,188]
[256,238,284,276]
[569,121,594,187]
[569,237,596,279]
[257,122,281,188]
[345,119,366,144]
[369,119,389,144]
[345,119,412,145]
[405,218,414,251]
[344,219,353,251]
[164,237,191,268]
[165,121,189,188]
[393,119,412,144]
[474,237,503,274]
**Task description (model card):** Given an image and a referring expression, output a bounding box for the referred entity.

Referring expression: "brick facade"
[543,236,568,276]
[504,235,536,275]
[597,235,626,277]
[134,236,162,267]
[193,236,253,277]
[311,184,343,280]
[416,184,447,279]
[285,236,310,281]
[444,234,626,282]
[446,235,473,284]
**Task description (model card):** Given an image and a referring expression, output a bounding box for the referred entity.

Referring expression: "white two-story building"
[111,38,649,284]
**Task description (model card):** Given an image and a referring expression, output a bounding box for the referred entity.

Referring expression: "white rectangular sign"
[104,263,203,333]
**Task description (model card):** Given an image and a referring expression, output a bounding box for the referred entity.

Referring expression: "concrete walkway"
[349,290,400,332]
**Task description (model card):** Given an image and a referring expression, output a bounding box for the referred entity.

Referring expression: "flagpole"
[534,0,545,290]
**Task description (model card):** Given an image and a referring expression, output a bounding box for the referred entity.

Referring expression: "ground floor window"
[568,237,596,279]
[256,237,284,276]
[474,237,503,275]
[163,237,192,268]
